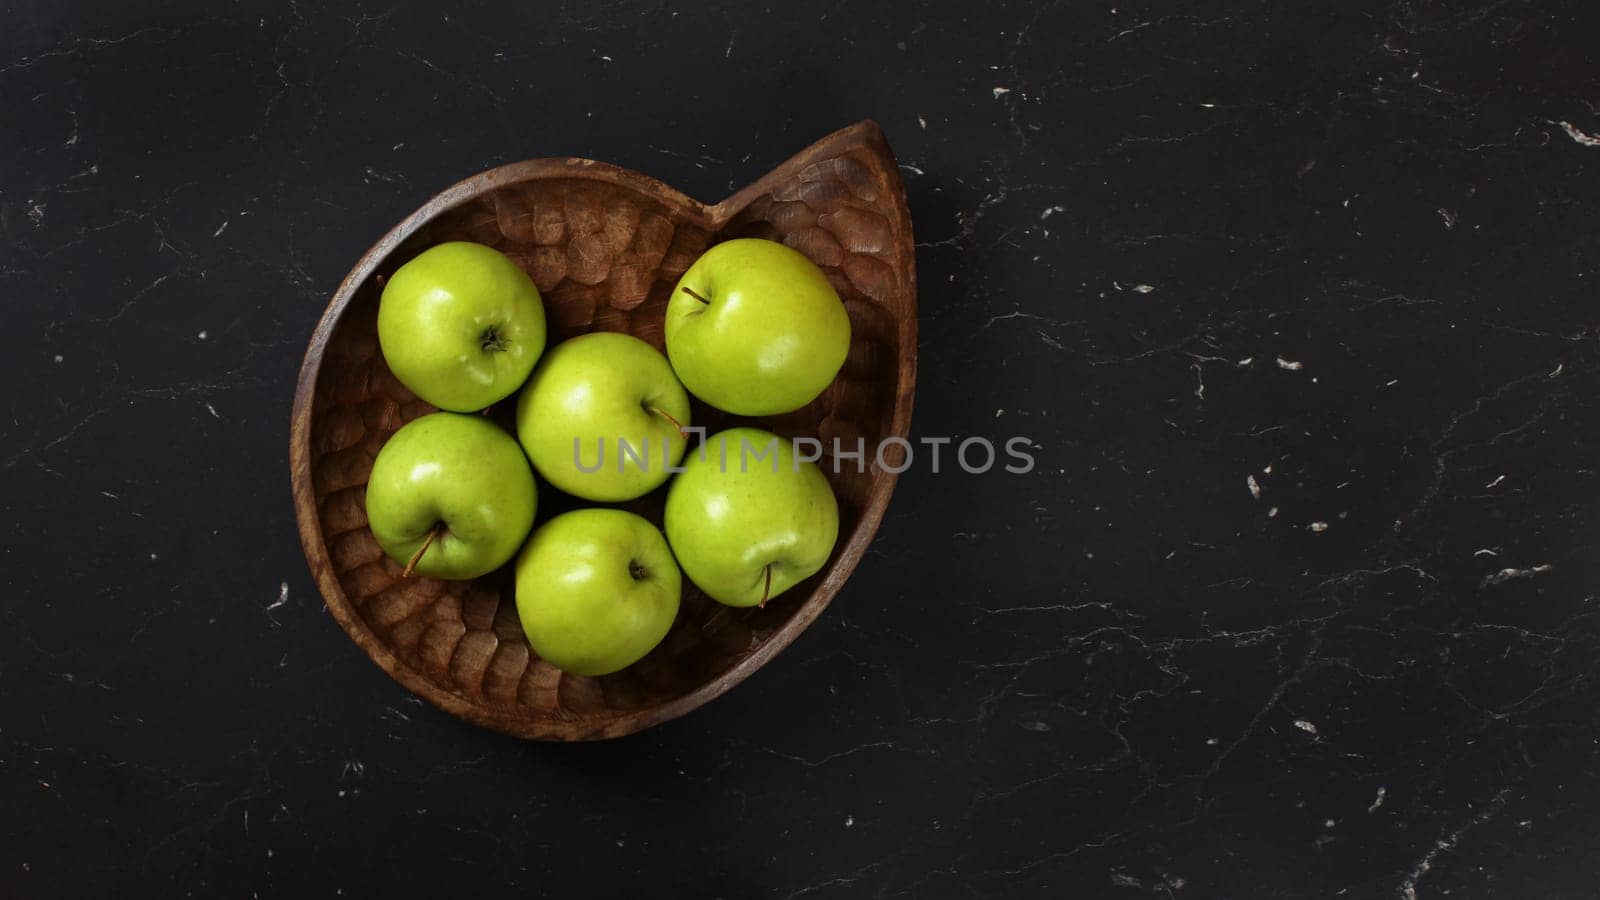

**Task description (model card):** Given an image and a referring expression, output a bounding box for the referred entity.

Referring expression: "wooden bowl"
[289,121,916,740]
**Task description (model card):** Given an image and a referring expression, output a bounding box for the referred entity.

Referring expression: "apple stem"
[759,564,772,608]
[681,286,710,305]
[646,404,690,438]
[402,523,444,578]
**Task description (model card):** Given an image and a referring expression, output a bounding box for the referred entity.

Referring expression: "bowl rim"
[289,120,917,740]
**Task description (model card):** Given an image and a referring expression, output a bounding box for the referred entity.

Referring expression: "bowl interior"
[297,124,914,739]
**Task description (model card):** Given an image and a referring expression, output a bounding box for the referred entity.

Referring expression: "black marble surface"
[6,1,1600,897]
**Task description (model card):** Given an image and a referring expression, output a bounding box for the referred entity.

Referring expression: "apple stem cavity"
[759,564,772,608]
[680,286,711,306]
[402,523,445,578]
[644,403,689,438]
[478,324,510,353]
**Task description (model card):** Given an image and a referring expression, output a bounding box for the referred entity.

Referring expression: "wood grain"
[289,121,917,740]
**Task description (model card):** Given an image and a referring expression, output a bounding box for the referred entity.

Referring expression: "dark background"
[5,1,1600,897]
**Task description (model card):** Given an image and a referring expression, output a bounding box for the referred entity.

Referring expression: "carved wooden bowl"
[289,121,916,740]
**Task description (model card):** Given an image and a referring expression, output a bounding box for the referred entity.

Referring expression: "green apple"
[665,238,851,416]
[378,241,546,412]
[364,412,537,580]
[664,427,840,607]
[515,332,691,502]
[515,508,681,676]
